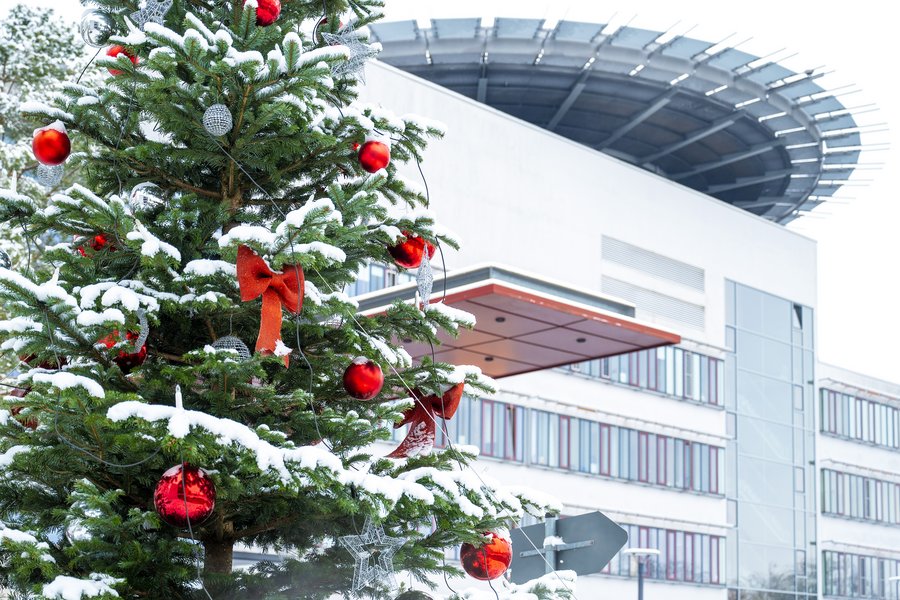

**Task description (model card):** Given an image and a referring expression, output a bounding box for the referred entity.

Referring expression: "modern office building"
[345,16,900,600]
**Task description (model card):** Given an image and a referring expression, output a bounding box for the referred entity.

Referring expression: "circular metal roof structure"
[370,18,866,224]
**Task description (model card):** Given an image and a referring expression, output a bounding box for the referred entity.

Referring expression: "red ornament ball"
[460,532,512,581]
[154,463,216,528]
[99,330,147,374]
[343,357,384,400]
[388,231,436,270]
[76,233,114,257]
[32,122,71,166]
[106,45,138,75]
[253,0,281,26]
[8,388,37,430]
[358,140,391,173]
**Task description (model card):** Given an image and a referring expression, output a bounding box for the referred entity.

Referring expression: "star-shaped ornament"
[131,0,173,29]
[321,26,380,82]
[339,517,407,591]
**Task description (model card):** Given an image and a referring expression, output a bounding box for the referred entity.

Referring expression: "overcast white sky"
[5,0,897,382]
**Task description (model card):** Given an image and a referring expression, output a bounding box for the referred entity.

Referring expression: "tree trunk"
[203,538,234,575]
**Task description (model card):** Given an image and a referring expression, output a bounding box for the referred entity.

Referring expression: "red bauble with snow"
[32,122,71,166]
[153,463,216,528]
[250,0,281,26]
[358,140,391,173]
[106,45,138,75]
[343,357,384,400]
[99,330,147,373]
[460,532,512,580]
[388,232,435,269]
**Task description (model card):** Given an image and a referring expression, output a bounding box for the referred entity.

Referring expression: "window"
[821,389,900,451]
[566,347,724,406]
[822,468,900,525]
[823,550,900,599]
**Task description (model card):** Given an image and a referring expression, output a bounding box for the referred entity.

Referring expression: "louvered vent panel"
[602,276,705,330]
[602,237,705,291]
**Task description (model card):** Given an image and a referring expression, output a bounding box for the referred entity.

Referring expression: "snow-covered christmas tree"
[0,1,570,599]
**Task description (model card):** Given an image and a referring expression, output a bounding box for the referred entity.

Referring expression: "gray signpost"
[509,511,629,584]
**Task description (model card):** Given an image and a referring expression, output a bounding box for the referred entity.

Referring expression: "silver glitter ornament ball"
[36,164,64,188]
[203,104,233,137]
[0,249,10,270]
[212,336,251,361]
[79,10,116,48]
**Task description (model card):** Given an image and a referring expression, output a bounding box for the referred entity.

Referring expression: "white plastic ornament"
[203,104,233,137]
[79,10,115,47]
[0,249,10,270]
[36,164,64,188]
[212,336,251,361]
[129,182,163,212]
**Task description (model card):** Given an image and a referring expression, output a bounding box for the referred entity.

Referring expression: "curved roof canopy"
[370,18,865,223]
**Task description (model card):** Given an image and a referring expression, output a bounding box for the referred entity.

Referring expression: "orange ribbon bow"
[387,382,465,458]
[236,244,304,367]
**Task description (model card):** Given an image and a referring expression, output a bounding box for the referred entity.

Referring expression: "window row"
[822,469,900,526]
[821,389,900,450]
[603,524,724,585]
[823,550,900,599]
[423,396,725,496]
[567,346,725,406]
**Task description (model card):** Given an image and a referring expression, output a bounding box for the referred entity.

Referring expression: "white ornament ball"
[36,164,64,188]
[79,10,116,48]
[203,104,233,137]
[212,336,251,361]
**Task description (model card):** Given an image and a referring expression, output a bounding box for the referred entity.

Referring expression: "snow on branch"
[126,220,181,261]
[19,371,105,399]
[43,574,123,600]
[0,267,78,307]
[105,398,433,505]
[79,282,160,314]
[19,101,74,122]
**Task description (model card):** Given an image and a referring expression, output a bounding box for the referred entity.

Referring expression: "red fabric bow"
[236,244,304,367]
[387,382,465,458]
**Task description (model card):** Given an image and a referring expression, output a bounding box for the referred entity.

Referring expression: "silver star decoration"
[131,0,173,29]
[417,249,433,310]
[321,27,380,82]
[339,517,407,591]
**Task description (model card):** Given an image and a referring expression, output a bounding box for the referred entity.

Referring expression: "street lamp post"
[623,548,660,600]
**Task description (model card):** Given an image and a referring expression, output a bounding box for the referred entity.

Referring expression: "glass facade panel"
[726,282,816,599]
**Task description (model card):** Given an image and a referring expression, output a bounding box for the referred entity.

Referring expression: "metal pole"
[637,558,644,600]
[544,517,557,574]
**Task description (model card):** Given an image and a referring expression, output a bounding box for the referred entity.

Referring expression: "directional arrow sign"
[509,511,628,584]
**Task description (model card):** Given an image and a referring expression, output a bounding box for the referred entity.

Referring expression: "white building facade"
[357,58,900,600]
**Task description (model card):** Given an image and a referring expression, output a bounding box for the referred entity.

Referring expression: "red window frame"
[657,435,667,486]
[684,533,694,582]
[638,432,649,482]
[710,537,720,584]
[599,424,611,476]
[559,416,571,470]
[666,530,677,580]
